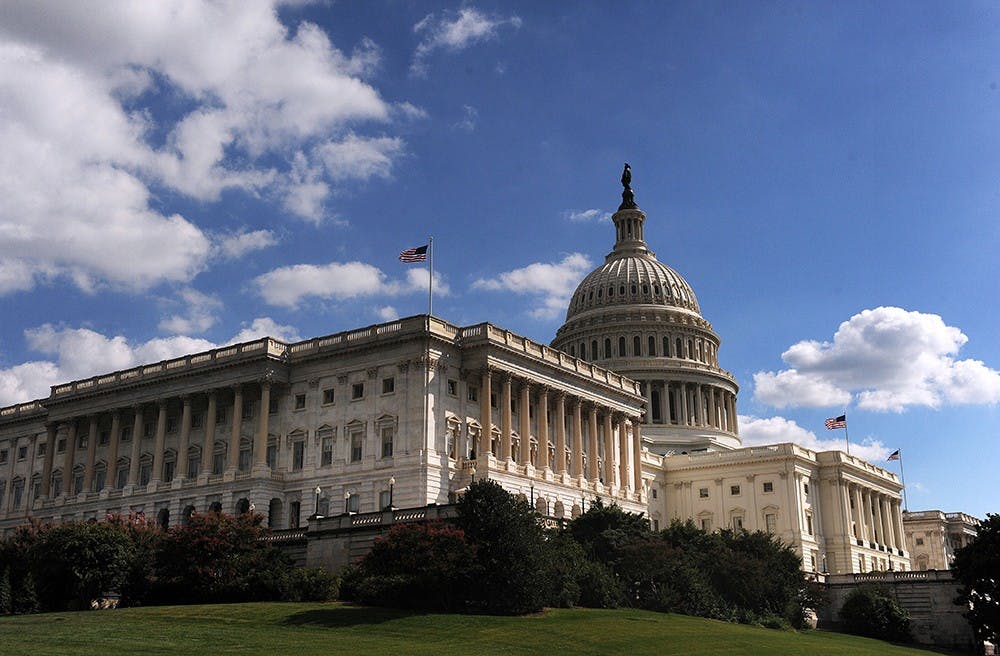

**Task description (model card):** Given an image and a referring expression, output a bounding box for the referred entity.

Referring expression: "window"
[139,460,152,486]
[292,440,305,471]
[242,400,254,420]
[698,487,709,498]
[322,388,335,405]
[77,432,87,450]
[144,421,154,438]
[238,444,251,471]
[321,436,334,466]
[162,457,175,483]
[380,490,391,510]
[447,379,458,396]
[733,516,744,531]
[212,446,225,475]
[618,336,626,357]
[0,449,7,464]
[121,426,132,442]
[803,482,810,496]
[57,438,66,453]
[348,493,361,513]
[651,487,658,499]
[648,335,656,356]
[74,468,85,494]
[38,442,46,456]
[351,432,363,462]
[52,472,62,497]
[12,479,24,509]
[191,412,203,429]
[765,513,777,534]
[633,335,641,355]
[98,430,110,446]
[730,484,741,496]
[806,513,813,536]
[187,448,200,478]
[382,377,395,394]
[352,382,364,400]
[700,518,711,532]
[294,393,306,410]
[216,407,227,424]
[467,386,478,402]
[116,464,128,490]
[266,443,277,469]
[762,481,773,493]
[17,445,27,460]
[915,537,924,546]
[269,397,279,414]
[167,416,178,433]
[381,426,394,458]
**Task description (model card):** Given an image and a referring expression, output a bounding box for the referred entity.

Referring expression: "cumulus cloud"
[158,287,223,335]
[217,229,278,259]
[0,317,301,406]
[564,209,612,223]
[473,253,592,320]
[753,307,1000,412]
[452,105,478,132]
[0,1,410,292]
[411,7,521,76]
[739,415,891,463]
[253,261,448,309]
[376,305,400,321]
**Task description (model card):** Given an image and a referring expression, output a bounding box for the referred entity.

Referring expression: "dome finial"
[619,162,638,210]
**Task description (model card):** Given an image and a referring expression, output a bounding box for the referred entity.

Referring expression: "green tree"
[839,585,911,642]
[953,513,1000,645]
[0,567,11,615]
[568,499,651,566]
[455,480,548,614]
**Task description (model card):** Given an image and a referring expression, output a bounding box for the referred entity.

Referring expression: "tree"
[839,585,911,642]
[953,513,1000,646]
[455,480,549,614]
[568,499,651,566]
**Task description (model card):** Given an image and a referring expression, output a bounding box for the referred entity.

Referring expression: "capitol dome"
[552,165,740,453]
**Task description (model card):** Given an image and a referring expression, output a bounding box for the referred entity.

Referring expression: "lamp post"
[314,486,321,517]
[344,491,351,514]
[388,476,395,510]
[530,483,534,508]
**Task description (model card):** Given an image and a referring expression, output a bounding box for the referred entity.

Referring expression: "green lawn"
[0,603,944,656]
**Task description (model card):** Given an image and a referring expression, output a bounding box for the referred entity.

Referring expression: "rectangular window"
[380,490,391,510]
[266,444,277,469]
[292,441,305,471]
[381,426,394,458]
[806,514,813,535]
[212,452,225,475]
[139,463,151,486]
[167,416,178,433]
[730,484,741,496]
[915,537,924,546]
[163,459,175,483]
[191,412,203,429]
[238,449,251,472]
[269,397,279,414]
[17,445,27,460]
[1,449,9,464]
[382,377,395,394]
[120,426,132,443]
[803,482,810,496]
[242,401,254,420]
[698,487,709,498]
[467,386,478,402]
[32,479,41,502]
[13,480,24,508]
[700,518,711,532]
[348,493,361,514]
[733,516,744,531]
[765,513,777,534]
[52,475,62,497]
[322,388,335,405]
[57,438,66,453]
[447,379,458,396]
[74,472,84,494]
[38,442,46,456]
[216,407,227,424]
[98,430,110,446]
[144,422,154,438]
[294,393,306,410]
[188,453,200,478]
[77,433,87,450]
[116,467,128,490]
[352,383,364,400]
[490,393,497,408]
[351,433,363,462]
[762,481,773,493]
[321,437,334,466]
[651,488,658,499]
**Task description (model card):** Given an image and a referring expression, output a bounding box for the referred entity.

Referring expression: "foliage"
[285,567,340,602]
[455,480,549,614]
[568,499,651,565]
[0,567,11,615]
[839,585,911,642]
[952,512,1000,645]
[354,522,474,611]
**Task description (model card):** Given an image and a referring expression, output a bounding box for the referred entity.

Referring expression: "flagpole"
[428,236,433,317]
[843,411,851,456]
[897,449,908,511]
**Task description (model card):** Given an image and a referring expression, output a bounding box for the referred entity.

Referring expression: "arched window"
[642,283,649,294]
[597,288,602,298]
[687,339,694,360]
[579,342,586,360]
[676,337,683,358]
[157,507,170,529]
[619,285,625,296]
[209,501,223,513]
[648,335,656,356]
[663,336,670,357]
[570,344,576,357]
[182,505,195,526]
[619,336,626,357]
[608,286,614,297]
[696,341,703,362]
[653,284,660,295]
[591,340,598,359]
[651,390,661,422]
[236,498,251,515]
[631,284,637,295]
[604,338,611,358]
[633,336,641,355]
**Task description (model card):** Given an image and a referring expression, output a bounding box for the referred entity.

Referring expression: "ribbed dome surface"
[566,254,701,321]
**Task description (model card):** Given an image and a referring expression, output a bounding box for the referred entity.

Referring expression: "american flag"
[399,244,428,263]
[887,449,900,461]
[824,414,846,430]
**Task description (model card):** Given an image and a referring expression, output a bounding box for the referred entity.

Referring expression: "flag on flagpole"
[399,244,428,262]
[887,449,900,461]
[825,414,846,430]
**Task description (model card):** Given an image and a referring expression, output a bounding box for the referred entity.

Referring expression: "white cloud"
[564,208,612,223]
[753,307,1000,412]
[158,287,223,335]
[473,253,592,319]
[739,414,891,463]
[452,105,478,132]
[411,8,521,76]
[0,317,301,406]
[376,305,400,321]
[0,1,410,292]
[252,261,448,309]
[217,229,278,259]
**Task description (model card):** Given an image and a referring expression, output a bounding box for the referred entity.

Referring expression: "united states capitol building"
[0,169,914,575]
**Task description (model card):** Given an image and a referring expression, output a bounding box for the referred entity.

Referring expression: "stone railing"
[0,400,44,419]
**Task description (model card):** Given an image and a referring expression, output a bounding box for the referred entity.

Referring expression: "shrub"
[839,585,911,642]
[0,568,11,615]
[285,567,339,602]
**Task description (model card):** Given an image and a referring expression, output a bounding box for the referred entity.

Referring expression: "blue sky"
[1,1,998,518]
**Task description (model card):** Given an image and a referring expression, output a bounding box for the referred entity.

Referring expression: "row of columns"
[478,369,643,493]
[843,482,905,553]
[641,379,737,433]
[38,381,273,500]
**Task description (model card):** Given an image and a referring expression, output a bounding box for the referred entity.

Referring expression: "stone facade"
[903,509,980,571]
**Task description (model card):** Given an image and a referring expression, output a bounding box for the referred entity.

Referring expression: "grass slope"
[0,603,938,656]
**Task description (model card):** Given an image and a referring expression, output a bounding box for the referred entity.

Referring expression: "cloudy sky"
[1,1,998,517]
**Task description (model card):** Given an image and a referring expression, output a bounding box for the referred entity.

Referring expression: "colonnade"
[478,368,643,493]
[842,481,906,554]
[640,379,737,433]
[37,381,274,501]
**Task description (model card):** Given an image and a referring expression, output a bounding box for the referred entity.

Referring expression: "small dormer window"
[631,284,637,294]
[619,285,625,295]
[643,284,649,294]
[597,288,602,298]
[608,286,614,297]
[654,284,660,294]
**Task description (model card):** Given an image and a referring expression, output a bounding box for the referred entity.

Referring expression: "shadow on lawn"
[282,605,422,628]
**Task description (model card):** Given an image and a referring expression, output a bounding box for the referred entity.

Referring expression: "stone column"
[254,382,271,471]
[40,422,56,498]
[201,391,217,476]
[555,393,566,474]
[82,415,98,493]
[708,387,717,428]
[865,490,877,543]
[893,500,905,551]
[228,386,243,472]
[632,421,643,492]
[150,400,168,485]
[500,374,512,461]
[618,416,629,492]
[572,399,583,478]
[177,396,192,480]
[643,381,653,424]
[518,381,531,466]
[679,383,689,426]
[880,496,893,549]
[659,382,669,425]
[694,384,703,426]
[479,368,492,458]
[603,411,616,486]
[587,404,599,482]
[730,395,739,434]
[537,387,549,470]
[104,412,121,492]
[127,407,143,487]
[62,421,77,496]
